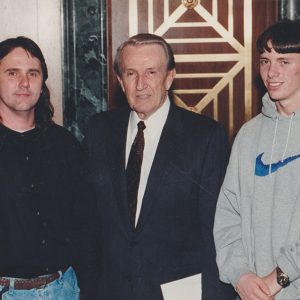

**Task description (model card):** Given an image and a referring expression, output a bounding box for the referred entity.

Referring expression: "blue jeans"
[0,267,79,300]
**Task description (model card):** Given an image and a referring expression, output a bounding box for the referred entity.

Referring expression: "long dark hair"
[0,36,54,130]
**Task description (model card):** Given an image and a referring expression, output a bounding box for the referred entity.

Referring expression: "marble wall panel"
[63,0,107,140]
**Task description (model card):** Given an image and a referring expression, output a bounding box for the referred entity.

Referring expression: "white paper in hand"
[160,273,202,300]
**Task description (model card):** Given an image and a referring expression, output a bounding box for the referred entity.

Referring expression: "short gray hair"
[114,33,176,76]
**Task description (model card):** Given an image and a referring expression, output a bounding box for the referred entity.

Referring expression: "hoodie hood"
[261,93,277,119]
[261,92,300,120]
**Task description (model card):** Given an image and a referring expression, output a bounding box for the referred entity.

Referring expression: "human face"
[259,42,300,115]
[117,44,176,120]
[0,47,43,120]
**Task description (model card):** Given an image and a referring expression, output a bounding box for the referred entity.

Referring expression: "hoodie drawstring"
[269,116,278,175]
[269,113,294,175]
[281,113,294,161]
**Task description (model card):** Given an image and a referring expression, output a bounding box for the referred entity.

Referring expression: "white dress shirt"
[125,98,170,226]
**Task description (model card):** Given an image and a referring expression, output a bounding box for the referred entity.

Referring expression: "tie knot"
[137,121,146,131]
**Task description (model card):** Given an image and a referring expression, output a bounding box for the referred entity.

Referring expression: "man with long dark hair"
[0,36,89,299]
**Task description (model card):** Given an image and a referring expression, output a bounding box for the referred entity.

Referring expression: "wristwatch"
[276,266,290,288]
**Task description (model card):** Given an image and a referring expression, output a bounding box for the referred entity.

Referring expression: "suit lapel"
[106,109,133,236]
[135,105,185,233]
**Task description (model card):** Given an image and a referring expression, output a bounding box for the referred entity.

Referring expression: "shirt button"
[41,239,46,245]
[30,183,34,188]
[36,211,40,216]
[25,156,29,161]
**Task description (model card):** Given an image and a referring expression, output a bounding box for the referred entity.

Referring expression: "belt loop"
[8,278,15,294]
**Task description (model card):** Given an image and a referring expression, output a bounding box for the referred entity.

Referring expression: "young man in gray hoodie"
[214,19,300,300]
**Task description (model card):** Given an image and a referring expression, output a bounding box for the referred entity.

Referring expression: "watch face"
[277,267,290,287]
[278,274,289,286]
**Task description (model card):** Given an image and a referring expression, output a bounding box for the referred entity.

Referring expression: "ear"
[117,75,125,93]
[165,68,176,91]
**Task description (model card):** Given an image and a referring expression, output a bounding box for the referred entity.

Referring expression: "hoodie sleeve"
[214,130,252,288]
[277,234,300,282]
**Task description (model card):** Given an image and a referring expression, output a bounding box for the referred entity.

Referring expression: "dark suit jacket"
[83,104,236,300]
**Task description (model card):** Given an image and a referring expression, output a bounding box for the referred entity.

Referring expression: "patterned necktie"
[126,121,146,227]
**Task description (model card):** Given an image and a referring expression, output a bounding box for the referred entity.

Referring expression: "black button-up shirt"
[0,123,89,278]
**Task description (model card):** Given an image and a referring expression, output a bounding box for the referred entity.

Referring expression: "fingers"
[237,272,272,300]
[257,279,272,297]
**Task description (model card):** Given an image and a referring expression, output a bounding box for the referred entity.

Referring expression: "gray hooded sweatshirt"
[214,93,300,299]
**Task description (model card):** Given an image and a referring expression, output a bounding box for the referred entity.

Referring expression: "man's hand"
[262,269,282,297]
[236,272,273,300]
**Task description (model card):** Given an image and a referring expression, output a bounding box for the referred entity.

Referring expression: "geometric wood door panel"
[128,0,252,139]
[108,0,278,141]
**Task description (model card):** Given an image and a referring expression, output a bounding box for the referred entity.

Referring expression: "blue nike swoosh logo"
[255,152,300,176]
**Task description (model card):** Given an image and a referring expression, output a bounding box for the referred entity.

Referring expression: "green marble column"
[62,0,107,140]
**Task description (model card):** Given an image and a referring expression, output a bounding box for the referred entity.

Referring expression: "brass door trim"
[128,0,253,137]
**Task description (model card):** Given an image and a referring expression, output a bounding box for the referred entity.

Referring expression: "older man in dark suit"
[83,33,236,300]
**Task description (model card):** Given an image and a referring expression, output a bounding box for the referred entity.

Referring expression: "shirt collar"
[129,98,170,139]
